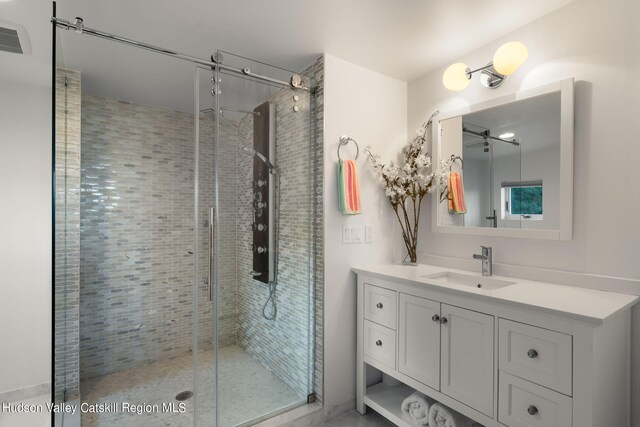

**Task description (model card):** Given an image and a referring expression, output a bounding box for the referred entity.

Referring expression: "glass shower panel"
[54,23,200,425]
[461,124,521,228]
[194,66,219,427]
[462,127,492,227]
[194,53,315,427]
[492,140,522,228]
[54,66,82,414]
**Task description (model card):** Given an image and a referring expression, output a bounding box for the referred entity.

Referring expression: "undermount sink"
[423,271,516,290]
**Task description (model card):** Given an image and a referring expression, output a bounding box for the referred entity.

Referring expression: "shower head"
[242,147,278,175]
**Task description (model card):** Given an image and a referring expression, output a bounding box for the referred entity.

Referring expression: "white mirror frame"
[432,78,574,240]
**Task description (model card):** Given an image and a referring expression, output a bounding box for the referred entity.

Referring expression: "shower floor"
[80,345,302,427]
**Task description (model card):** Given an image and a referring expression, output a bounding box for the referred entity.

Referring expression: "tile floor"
[79,345,303,427]
[1,348,393,427]
[322,410,395,426]
[1,395,394,427]
[0,394,51,427]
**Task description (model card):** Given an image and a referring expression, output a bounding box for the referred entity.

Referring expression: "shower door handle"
[208,207,215,302]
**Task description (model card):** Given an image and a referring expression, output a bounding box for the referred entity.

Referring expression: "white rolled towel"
[401,391,434,426]
[428,402,475,427]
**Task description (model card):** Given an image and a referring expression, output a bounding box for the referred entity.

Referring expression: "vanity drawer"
[364,284,397,329]
[499,372,572,427]
[499,319,572,395]
[363,320,396,369]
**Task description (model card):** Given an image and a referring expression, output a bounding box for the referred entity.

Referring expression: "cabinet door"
[441,304,494,417]
[398,293,440,390]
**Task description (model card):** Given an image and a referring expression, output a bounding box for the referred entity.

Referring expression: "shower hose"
[262,172,280,320]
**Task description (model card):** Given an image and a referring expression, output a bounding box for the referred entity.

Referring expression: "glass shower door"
[194,52,315,426]
[194,66,219,427]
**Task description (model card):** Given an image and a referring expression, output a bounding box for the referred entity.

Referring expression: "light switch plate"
[353,225,364,244]
[343,224,351,244]
[365,224,373,243]
[343,224,364,244]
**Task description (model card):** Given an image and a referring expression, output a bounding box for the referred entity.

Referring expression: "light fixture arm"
[466,63,503,80]
[466,63,494,76]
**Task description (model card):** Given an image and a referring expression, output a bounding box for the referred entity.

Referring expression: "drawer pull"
[527,349,539,359]
[440,316,448,325]
[376,302,383,309]
[432,314,440,322]
[527,405,538,416]
[375,340,383,347]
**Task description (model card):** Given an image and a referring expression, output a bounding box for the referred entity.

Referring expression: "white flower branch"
[363,111,451,262]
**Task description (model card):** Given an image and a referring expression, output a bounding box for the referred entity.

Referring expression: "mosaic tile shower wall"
[78,96,238,379]
[235,56,323,399]
[54,69,81,402]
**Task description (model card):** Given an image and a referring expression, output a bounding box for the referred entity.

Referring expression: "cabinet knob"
[440,316,448,325]
[432,314,440,322]
[527,405,538,416]
[376,302,383,309]
[375,340,382,347]
[527,349,539,359]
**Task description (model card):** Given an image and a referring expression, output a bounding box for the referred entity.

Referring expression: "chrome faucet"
[473,246,492,276]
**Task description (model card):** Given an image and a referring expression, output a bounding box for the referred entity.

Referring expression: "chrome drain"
[175,391,193,401]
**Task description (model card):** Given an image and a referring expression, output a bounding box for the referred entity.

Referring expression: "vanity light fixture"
[499,132,515,139]
[442,41,528,91]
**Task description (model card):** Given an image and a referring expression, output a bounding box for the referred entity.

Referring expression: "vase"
[393,197,421,267]
[402,245,418,266]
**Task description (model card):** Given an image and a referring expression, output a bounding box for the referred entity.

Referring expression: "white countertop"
[352,264,639,324]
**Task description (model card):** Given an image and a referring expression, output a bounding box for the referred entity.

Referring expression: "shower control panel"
[251,101,275,284]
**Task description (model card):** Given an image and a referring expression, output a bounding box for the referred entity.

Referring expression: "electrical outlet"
[365,224,373,243]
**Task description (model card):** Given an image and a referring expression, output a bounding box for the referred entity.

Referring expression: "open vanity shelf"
[354,264,638,427]
[364,381,416,427]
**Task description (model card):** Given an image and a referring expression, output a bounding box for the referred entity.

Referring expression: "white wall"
[323,54,407,407]
[0,79,52,395]
[407,0,640,423]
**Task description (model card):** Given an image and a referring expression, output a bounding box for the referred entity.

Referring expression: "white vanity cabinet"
[397,293,440,389]
[440,304,494,417]
[397,294,494,416]
[355,265,638,427]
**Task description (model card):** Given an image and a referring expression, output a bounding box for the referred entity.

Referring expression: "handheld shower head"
[242,147,277,174]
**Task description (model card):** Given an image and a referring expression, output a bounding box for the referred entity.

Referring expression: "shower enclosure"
[461,122,522,229]
[53,12,318,426]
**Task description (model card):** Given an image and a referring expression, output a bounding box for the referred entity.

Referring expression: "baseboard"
[0,383,50,404]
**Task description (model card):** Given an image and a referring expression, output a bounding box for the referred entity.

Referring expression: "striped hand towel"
[338,159,361,215]
[448,172,467,214]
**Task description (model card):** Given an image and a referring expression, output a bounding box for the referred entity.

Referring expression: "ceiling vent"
[0,20,31,55]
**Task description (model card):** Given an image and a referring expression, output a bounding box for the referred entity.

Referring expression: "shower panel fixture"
[241,101,280,320]
[249,102,276,284]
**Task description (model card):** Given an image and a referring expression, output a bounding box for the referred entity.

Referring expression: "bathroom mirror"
[433,78,574,240]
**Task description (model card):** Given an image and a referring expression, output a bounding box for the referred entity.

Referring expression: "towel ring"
[449,154,463,171]
[338,135,359,161]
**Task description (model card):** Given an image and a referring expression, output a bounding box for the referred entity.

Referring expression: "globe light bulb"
[442,63,471,91]
[493,41,528,76]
